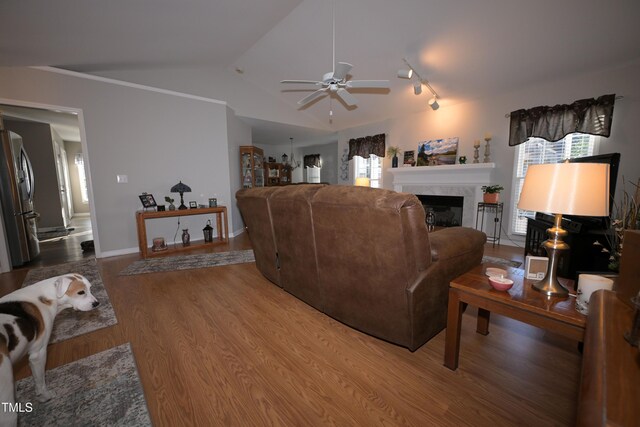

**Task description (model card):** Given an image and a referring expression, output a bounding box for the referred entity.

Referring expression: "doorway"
[0,102,96,270]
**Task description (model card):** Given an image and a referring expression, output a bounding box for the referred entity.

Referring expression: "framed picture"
[403,150,415,166]
[139,193,157,208]
[417,137,459,166]
[208,198,218,207]
[157,205,166,212]
[189,201,198,209]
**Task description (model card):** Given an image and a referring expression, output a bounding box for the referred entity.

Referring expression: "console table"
[135,207,229,258]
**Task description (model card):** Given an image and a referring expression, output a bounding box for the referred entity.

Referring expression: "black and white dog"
[0,274,99,426]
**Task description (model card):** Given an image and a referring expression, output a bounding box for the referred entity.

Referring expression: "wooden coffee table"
[444,264,585,370]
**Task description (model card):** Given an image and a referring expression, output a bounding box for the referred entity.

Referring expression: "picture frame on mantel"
[403,150,415,166]
[417,137,459,166]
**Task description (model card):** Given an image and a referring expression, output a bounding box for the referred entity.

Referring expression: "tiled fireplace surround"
[388,163,496,228]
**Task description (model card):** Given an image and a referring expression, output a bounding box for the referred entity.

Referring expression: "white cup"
[575,274,614,315]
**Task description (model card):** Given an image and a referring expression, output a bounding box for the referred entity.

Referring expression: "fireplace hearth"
[417,195,464,227]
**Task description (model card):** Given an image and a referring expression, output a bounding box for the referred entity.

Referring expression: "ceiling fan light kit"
[399,58,441,111]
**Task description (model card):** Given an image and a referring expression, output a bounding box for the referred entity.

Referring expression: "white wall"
[0,67,235,256]
[337,60,640,243]
[226,106,252,234]
[94,66,328,131]
[64,140,90,214]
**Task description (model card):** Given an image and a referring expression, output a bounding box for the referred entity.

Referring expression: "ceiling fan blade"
[336,88,358,107]
[298,88,328,106]
[281,79,321,85]
[346,80,390,89]
[333,62,353,80]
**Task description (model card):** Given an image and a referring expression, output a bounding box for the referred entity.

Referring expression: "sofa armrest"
[429,227,486,262]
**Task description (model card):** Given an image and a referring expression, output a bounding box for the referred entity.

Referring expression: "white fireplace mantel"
[388,163,496,228]
[387,163,495,189]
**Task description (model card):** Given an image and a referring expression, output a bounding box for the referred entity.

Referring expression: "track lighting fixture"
[399,58,440,110]
[397,68,413,79]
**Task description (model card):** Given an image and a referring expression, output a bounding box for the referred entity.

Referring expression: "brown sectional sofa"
[236,184,486,351]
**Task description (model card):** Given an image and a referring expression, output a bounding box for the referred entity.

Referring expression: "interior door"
[52,140,71,227]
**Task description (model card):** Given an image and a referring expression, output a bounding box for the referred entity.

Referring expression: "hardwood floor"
[1,237,582,426]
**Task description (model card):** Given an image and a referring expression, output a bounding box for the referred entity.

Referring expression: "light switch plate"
[116,175,128,184]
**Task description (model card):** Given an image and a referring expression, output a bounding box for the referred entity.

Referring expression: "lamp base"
[178,192,187,210]
[531,213,570,297]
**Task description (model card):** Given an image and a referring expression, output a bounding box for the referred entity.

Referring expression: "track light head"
[413,82,422,95]
[429,97,439,110]
[397,68,413,79]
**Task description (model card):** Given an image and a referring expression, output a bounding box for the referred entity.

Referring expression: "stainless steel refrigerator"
[0,120,40,267]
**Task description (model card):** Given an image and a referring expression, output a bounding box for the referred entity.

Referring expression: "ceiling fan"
[280,0,390,109]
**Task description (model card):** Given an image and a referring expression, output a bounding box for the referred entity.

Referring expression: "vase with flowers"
[387,146,402,168]
[605,177,639,272]
[481,185,504,204]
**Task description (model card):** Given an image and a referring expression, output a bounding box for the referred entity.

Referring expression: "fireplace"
[417,195,464,227]
[388,163,495,228]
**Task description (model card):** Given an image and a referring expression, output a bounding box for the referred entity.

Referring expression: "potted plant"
[605,177,639,271]
[481,185,504,203]
[165,196,176,211]
[387,146,402,168]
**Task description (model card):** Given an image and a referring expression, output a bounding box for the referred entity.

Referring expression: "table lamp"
[517,162,610,296]
[355,177,371,187]
[170,181,192,210]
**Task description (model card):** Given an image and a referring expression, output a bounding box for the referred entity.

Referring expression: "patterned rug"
[119,249,255,276]
[16,343,151,426]
[482,255,522,268]
[22,258,118,344]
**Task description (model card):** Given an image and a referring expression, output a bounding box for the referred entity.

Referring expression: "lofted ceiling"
[1,0,639,143]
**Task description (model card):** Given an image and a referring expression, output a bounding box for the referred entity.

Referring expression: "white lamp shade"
[355,177,371,187]
[517,163,610,216]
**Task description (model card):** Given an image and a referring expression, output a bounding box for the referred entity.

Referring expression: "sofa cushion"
[269,184,326,308]
[236,187,282,285]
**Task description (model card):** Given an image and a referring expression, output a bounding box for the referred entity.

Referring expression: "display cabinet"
[240,146,264,189]
[264,162,292,186]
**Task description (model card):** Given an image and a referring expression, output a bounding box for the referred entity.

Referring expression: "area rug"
[119,249,255,276]
[37,228,72,241]
[22,258,118,344]
[16,343,152,427]
[482,255,522,268]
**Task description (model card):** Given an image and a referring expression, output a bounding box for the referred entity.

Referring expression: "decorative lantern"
[203,220,214,243]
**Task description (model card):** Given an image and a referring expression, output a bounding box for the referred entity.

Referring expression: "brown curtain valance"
[508,94,615,146]
[348,133,385,160]
[304,154,321,168]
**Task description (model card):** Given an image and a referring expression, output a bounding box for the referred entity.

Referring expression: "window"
[306,166,321,183]
[74,153,89,204]
[354,155,381,188]
[511,133,597,234]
